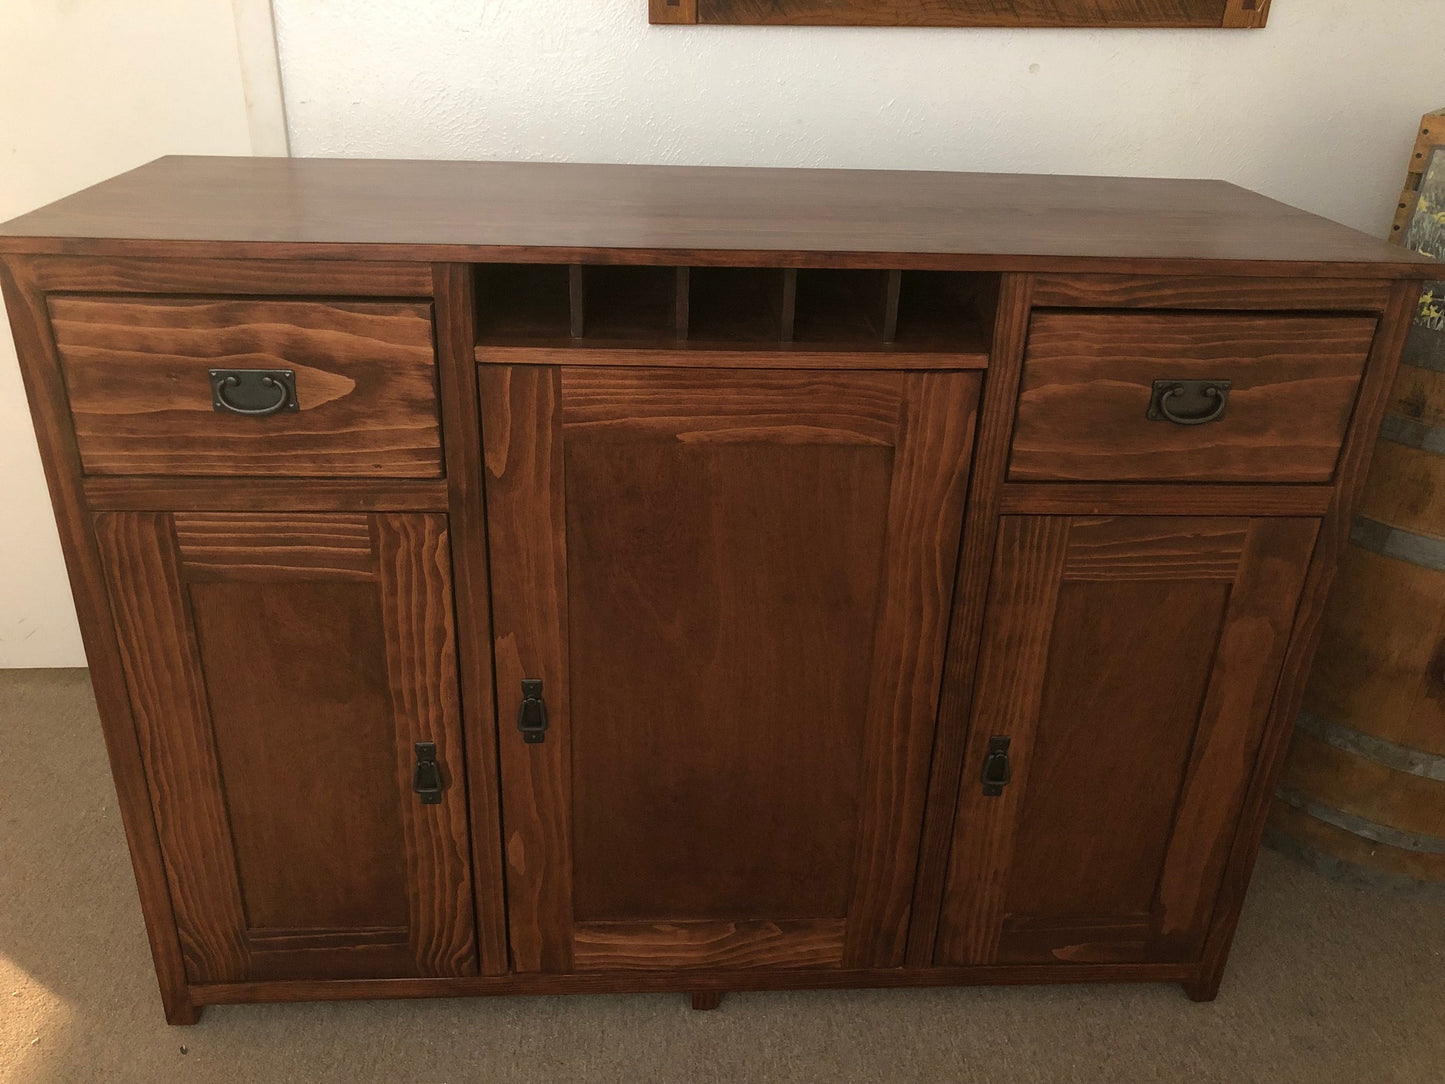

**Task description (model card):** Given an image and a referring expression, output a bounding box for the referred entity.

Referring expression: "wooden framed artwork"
[1391,108,1445,368]
[649,0,1271,28]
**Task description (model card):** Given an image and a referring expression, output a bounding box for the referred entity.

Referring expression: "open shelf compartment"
[474,263,994,360]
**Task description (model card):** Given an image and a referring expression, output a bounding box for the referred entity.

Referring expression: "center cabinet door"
[480,365,981,972]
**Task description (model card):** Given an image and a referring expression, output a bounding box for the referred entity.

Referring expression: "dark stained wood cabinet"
[0,158,1435,1023]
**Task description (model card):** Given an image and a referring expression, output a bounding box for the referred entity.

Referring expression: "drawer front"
[1009,312,1378,483]
[51,296,442,477]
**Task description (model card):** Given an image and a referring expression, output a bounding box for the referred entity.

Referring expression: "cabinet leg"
[690,990,723,1011]
[1182,975,1221,1003]
[163,996,203,1026]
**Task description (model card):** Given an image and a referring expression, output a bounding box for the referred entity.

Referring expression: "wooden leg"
[163,996,203,1025]
[690,990,722,1011]
[1182,975,1221,1003]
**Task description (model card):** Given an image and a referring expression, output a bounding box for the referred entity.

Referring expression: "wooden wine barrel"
[1268,297,1445,888]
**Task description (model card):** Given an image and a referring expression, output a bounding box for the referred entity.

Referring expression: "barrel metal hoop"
[1379,414,1445,455]
[1349,517,1445,573]
[1264,824,1445,894]
[1295,709,1445,782]
[1275,786,1445,855]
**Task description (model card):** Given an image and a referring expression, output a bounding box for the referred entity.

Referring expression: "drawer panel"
[51,296,442,477]
[1009,312,1377,484]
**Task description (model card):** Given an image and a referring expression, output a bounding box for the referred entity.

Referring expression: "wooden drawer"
[50,296,442,477]
[1009,312,1378,483]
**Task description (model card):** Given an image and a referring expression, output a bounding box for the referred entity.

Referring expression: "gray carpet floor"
[1,668,1442,1084]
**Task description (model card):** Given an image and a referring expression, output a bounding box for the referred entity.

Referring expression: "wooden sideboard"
[1,158,1434,1024]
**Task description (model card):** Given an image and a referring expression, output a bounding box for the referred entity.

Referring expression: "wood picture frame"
[1391,109,1445,251]
[1390,108,1445,369]
[649,0,1270,29]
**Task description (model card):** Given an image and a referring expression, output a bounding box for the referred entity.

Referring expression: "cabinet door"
[94,512,478,983]
[481,365,980,972]
[935,516,1317,967]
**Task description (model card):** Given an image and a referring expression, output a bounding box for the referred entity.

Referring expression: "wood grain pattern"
[933,516,1071,965]
[1221,0,1269,27]
[1280,733,1445,864]
[83,477,448,513]
[1030,274,1390,311]
[476,343,989,369]
[372,514,480,977]
[573,921,845,970]
[843,369,981,967]
[1000,576,1231,933]
[1302,545,1445,756]
[1188,281,1423,1001]
[2,154,1428,1019]
[93,512,251,983]
[486,361,978,972]
[478,364,575,973]
[936,515,1318,969]
[1154,518,1317,958]
[0,256,198,1023]
[174,513,375,580]
[1389,108,1445,244]
[186,576,423,983]
[1268,798,1445,885]
[2,158,1433,277]
[1061,517,1248,581]
[683,0,1259,26]
[51,296,442,477]
[997,916,1155,965]
[650,0,699,21]
[566,441,890,924]
[905,272,1033,966]
[432,264,510,975]
[93,511,479,985]
[187,958,1199,1007]
[24,254,432,297]
[559,366,905,445]
[998,482,1331,517]
[1010,312,1376,483]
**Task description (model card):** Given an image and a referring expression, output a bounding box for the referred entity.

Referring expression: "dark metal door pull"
[517,679,549,744]
[413,741,443,805]
[1147,379,1231,426]
[210,368,299,416]
[981,736,1012,797]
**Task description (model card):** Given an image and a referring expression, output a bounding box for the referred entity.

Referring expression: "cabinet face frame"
[480,362,981,972]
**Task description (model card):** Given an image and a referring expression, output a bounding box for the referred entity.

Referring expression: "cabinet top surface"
[0,155,1435,275]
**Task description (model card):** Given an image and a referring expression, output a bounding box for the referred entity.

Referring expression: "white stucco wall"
[0,1,257,665]
[272,0,1445,236]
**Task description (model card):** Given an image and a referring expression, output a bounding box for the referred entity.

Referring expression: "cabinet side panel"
[0,256,197,1023]
[1191,281,1422,1000]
